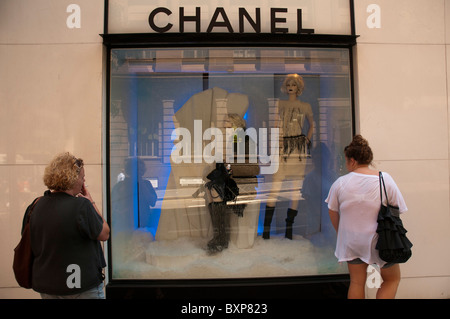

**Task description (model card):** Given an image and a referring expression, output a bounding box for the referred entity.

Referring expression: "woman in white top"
[326,135,407,299]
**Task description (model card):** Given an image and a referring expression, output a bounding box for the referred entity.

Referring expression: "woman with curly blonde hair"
[28,152,109,299]
[43,153,84,192]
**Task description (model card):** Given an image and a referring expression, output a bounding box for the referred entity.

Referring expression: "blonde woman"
[29,152,109,299]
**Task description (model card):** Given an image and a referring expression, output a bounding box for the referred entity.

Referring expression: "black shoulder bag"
[375,172,412,263]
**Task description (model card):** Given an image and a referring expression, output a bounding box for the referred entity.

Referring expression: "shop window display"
[109,47,352,280]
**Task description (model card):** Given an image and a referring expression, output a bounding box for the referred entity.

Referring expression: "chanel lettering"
[148,7,315,34]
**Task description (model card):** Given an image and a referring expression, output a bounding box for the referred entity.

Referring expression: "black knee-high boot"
[262,205,275,239]
[285,208,298,240]
[207,202,229,253]
[207,203,219,251]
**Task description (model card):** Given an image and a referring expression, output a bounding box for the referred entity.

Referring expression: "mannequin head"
[225,113,246,130]
[281,74,305,96]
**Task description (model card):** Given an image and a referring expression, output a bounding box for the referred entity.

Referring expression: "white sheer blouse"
[325,172,407,267]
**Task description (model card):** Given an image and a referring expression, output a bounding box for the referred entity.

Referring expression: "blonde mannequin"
[263,74,314,240]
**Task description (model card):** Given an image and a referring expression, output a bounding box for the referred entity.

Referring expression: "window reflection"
[109,47,352,279]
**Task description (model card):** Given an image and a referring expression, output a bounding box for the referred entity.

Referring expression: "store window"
[109,47,352,280]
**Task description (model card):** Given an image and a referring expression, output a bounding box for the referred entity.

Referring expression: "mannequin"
[202,113,258,254]
[263,74,314,240]
[156,88,249,241]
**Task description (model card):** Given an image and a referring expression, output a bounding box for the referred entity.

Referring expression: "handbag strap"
[20,196,42,235]
[379,171,389,206]
[25,197,42,224]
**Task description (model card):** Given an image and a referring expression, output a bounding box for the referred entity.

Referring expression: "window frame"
[102,1,358,297]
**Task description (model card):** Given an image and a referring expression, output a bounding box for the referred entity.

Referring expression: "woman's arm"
[80,184,110,241]
[328,209,340,234]
[91,201,110,241]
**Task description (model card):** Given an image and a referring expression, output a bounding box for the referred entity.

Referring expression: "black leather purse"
[375,172,412,263]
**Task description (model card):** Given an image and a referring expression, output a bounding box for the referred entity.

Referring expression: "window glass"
[109,47,352,279]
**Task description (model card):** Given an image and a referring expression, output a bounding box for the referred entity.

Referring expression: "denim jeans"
[40,283,105,299]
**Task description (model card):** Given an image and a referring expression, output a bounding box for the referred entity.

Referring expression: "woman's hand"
[78,183,94,203]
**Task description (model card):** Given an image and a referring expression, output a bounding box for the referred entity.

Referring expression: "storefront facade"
[104,0,356,298]
[1,0,450,299]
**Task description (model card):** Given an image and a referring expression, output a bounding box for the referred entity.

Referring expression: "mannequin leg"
[207,203,220,252]
[262,205,275,239]
[207,202,229,253]
[285,208,298,239]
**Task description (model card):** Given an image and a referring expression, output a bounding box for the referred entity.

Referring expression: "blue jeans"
[40,283,105,299]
